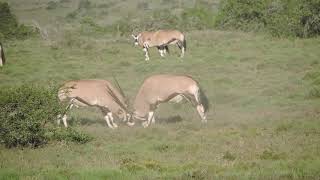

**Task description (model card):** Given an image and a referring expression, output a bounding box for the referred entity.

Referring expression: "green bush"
[215,0,320,37]
[215,0,267,32]
[0,2,36,40]
[0,85,63,147]
[0,84,93,148]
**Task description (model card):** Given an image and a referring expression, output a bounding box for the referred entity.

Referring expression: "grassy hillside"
[1,0,320,179]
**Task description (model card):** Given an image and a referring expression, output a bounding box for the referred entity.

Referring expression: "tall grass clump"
[0,2,36,40]
[0,85,63,147]
[215,0,320,38]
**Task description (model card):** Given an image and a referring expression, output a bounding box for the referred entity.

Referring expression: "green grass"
[1,0,320,179]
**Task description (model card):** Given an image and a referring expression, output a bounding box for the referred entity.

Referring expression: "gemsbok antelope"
[0,43,5,67]
[132,74,209,128]
[131,30,186,61]
[58,79,134,129]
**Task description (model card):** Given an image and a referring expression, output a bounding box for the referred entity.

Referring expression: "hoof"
[127,121,135,126]
[142,121,149,128]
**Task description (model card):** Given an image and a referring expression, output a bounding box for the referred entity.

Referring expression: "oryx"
[131,30,186,61]
[0,43,5,67]
[58,79,134,129]
[132,74,209,128]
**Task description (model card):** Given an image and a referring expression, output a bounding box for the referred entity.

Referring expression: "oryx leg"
[164,46,169,55]
[177,41,184,58]
[191,86,207,123]
[57,101,74,128]
[143,42,150,61]
[181,46,185,58]
[142,111,154,128]
[197,104,207,123]
[104,115,115,129]
[157,46,165,57]
[143,47,150,61]
[107,112,118,128]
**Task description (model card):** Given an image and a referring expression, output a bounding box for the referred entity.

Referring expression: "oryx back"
[151,30,185,47]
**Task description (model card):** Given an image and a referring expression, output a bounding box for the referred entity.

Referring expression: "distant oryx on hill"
[0,43,6,66]
[131,30,186,61]
[58,79,134,129]
[132,74,209,128]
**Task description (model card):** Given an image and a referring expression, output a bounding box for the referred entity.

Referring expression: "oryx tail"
[183,38,187,52]
[0,43,5,66]
[197,86,209,113]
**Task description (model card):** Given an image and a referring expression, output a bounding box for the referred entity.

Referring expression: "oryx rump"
[133,74,209,127]
[0,43,5,67]
[58,79,134,129]
[132,30,186,61]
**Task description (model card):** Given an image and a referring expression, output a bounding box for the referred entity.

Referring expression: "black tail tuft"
[199,87,209,113]
[0,42,5,66]
[183,39,187,52]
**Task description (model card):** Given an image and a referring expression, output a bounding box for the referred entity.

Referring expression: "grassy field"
[1,0,320,179]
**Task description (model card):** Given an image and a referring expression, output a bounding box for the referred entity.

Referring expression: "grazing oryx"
[58,79,134,129]
[0,43,5,67]
[131,30,186,61]
[133,74,209,128]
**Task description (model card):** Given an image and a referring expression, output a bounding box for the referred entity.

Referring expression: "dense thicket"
[0,2,36,41]
[215,0,320,37]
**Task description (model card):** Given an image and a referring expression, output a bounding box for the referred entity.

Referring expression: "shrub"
[215,0,320,37]
[215,0,267,32]
[0,2,36,40]
[0,85,63,147]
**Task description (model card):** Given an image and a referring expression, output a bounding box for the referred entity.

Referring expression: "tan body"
[132,30,186,61]
[133,74,209,127]
[0,43,5,67]
[58,79,133,128]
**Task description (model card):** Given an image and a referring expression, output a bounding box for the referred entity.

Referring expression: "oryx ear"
[137,33,141,39]
[131,34,136,39]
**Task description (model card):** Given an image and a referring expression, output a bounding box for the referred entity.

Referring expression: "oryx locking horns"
[58,79,134,129]
[131,30,186,61]
[0,43,6,67]
[132,74,209,128]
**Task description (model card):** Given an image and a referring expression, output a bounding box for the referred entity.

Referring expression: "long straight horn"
[106,85,127,111]
[112,75,127,102]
